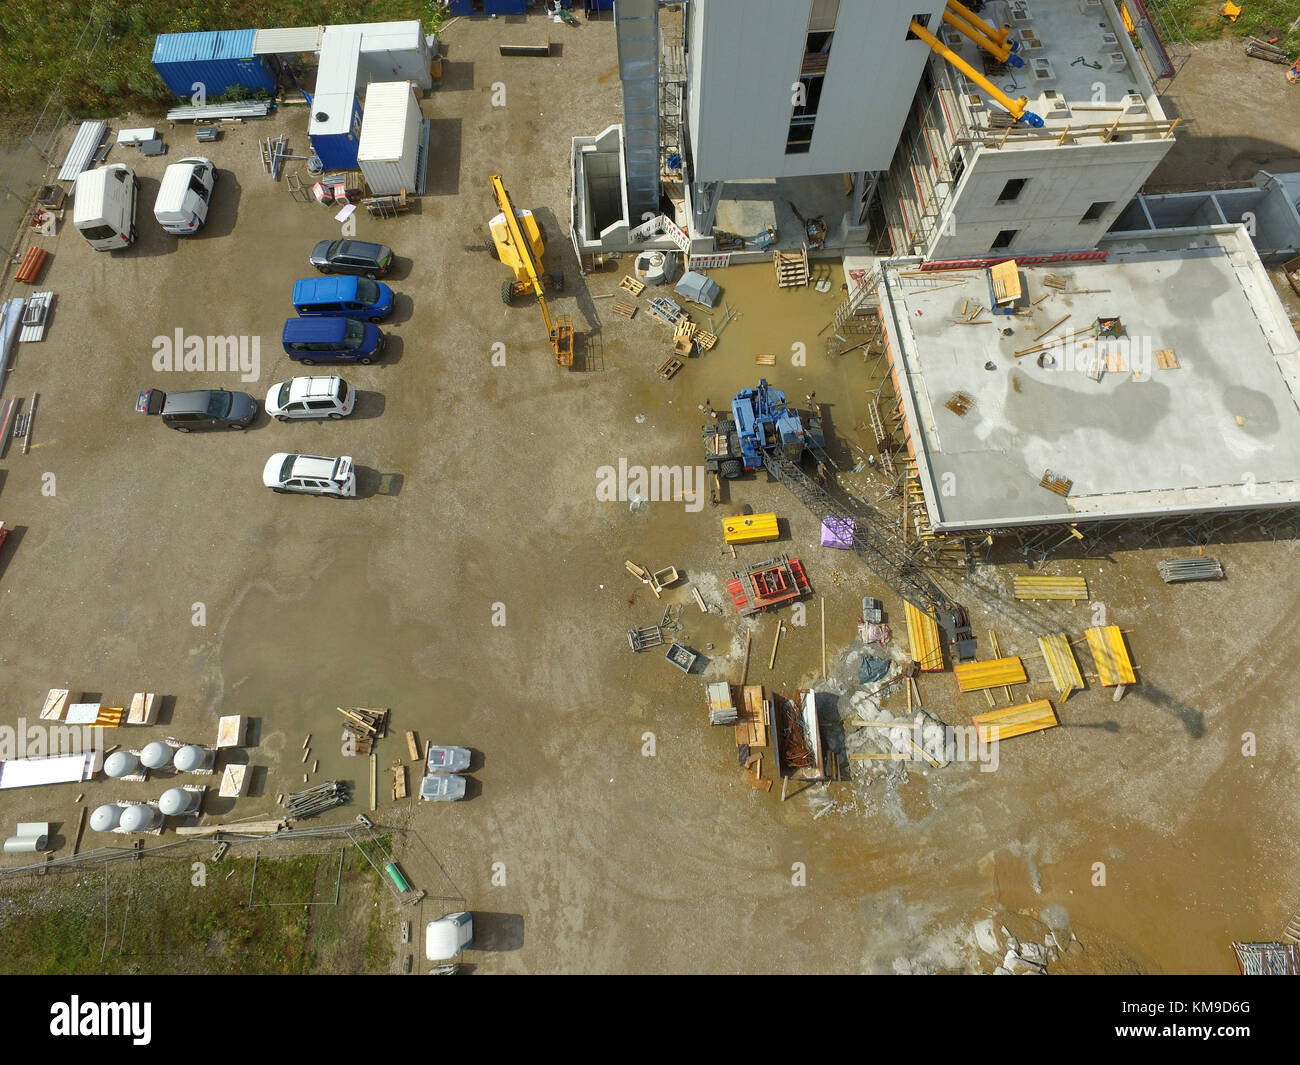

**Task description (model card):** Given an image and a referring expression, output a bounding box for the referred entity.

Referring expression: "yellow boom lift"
[487,173,574,367]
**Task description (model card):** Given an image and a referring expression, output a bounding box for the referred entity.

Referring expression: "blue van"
[281,318,386,365]
[291,275,393,322]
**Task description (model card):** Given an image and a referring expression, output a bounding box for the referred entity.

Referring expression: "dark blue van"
[281,318,385,365]
[291,275,393,322]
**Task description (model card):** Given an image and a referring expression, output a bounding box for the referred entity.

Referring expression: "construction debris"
[283,780,350,818]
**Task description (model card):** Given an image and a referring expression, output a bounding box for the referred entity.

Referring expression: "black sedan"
[309,239,394,279]
[136,388,258,432]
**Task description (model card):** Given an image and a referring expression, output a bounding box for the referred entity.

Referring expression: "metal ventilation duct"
[615,0,661,222]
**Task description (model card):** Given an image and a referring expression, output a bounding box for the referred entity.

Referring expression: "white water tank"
[173,745,212,773]
[90,803,124,832]
[103,751,141,779]
[119,804,162,833]
[140,741,172,769]
[159,787,200,816]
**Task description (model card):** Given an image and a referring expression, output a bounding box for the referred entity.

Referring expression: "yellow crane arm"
[489,173,555,335]
[909,20,1043,127]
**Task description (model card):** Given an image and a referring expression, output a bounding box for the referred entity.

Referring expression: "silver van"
[154,157,216,235]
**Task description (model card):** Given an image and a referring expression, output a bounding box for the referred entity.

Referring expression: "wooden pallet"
[619,275,645,296]
[1042,274,1067,290]
[773,244,809,287]
[1154,348,1179,369]
[392,762,408,800]
[735,685,768,748]
[674,318,698,340]
[656,356,683,380]
[14,247,49,284]
[755,353,776,365]
[612,297,637,318]
[1040,469,1072,496]
[694,330,717,351]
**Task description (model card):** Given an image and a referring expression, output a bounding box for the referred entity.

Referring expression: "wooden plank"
[1013,575,1088,601]
[755,353,777,365]
[972,699,1058,742]
[612,297,637,318]
[904,602,944,672]
[743,686,767,747]
[1033,314,1070,341]
[406,730,420,762]
[954,656,1027,692]
[768,619,783,670]
[1038,633,1084,699]
[369,753,377,811]
[1086,625,1136,686]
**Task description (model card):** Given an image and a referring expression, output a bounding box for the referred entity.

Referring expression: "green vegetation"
[0,843,395,975]
[1158,0,1300,52]
[0,1,446,116]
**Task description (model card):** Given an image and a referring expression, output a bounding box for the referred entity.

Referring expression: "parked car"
[265,376,355,421]
[154,157,216,235]
[136,388,257,432]
[282,318,385,365]
[292,276,393,321]
[425,746,471,773]
[262,453,356,497]
[309,238,393,279]
[419,774,467,802]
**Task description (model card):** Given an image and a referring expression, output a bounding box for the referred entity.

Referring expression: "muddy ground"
[0,19,1297,974]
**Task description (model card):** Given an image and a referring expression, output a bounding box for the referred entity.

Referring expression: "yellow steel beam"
[946,0,1011,48]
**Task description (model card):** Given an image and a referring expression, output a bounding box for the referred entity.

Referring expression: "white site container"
[358,81,421,196]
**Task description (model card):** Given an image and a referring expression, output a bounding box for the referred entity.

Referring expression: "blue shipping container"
[152,30,277,100]
[447,0,530,14]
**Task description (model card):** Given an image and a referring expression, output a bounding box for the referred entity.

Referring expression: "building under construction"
[849,223,1300,559]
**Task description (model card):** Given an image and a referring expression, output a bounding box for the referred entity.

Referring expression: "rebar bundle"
[284,781,350,819]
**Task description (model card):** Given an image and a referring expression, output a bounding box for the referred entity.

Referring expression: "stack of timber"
[972,700,1059,743]
[1012,575,1088,602]
[338,705,389,754]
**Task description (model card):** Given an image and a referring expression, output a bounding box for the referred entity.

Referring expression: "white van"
[154,157,216,235]
[72,164,138,250]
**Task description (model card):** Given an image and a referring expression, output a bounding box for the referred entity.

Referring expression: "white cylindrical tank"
[140,741,172,769]
[159,787,200,816]
[635,250,678,286]
[172,745,212,773]
[119,804,162,833]
[103,751,141,779]
[90,803,124,832]
[3,834,49,853]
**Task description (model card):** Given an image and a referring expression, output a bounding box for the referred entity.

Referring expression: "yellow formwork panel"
[1038,633,1083,697]
[1013,575,1089,601]
[1086,625,1136,686]
[955,656,1027,692]
[973,699,1058,742]
[905,602,945,672]
[723,512,780,545]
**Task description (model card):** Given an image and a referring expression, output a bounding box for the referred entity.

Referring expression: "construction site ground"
[0,21,1297,974]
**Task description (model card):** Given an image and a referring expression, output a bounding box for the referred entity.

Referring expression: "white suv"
[263,453,356,497]
[265,376,355,421]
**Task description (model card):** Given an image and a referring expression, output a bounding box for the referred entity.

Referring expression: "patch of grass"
[0,1,447,117]
[0,844,394,975]
[1158,0,1299,52]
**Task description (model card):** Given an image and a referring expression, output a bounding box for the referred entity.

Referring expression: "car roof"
[286,376,344,401]
[282,317,352,340]
[337,239,386,258]
[292,275,359,302]
[161,389,222,414]
[290,454,343,479]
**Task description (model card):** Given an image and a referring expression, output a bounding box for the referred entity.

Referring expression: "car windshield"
[343,321,365,348]
[326,239,343,258]
[276,383,291,407]
[279,455,296,481]
[206,391,232,418]
[356,278,380,304]
[337,380,349,402]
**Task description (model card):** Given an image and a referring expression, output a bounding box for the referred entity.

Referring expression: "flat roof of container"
[251,26,324,54]
[358,82,418,161]
[152,28,258,62]
[876,228,1300,532]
